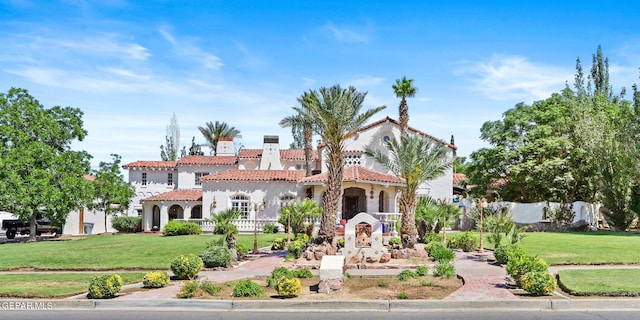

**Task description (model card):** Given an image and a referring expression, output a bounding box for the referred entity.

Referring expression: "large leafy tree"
[160,113,181,161]
[0,88,93,241]
[280,92,316,176]
[392,76,417,135]
[365,135,452,248]
[302,85,385,244]
[198,121,242,155]
[88,154,136,232]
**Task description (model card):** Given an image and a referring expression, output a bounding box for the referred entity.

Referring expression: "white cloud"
[346,75,386,87]
[158,28,223,70]
[322,21,372,43]
[455,55,573,102]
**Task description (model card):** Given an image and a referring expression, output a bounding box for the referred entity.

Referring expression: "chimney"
[216,137,235,156]
[259,135,282,170]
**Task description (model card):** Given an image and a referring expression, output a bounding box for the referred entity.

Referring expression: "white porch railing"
[175,211,401,236]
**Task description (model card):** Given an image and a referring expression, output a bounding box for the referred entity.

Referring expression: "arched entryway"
[168,205,184,220]
[191,205,202,219]
[152,205,161,229]
[342,187,366,220]
[378,190,387,212]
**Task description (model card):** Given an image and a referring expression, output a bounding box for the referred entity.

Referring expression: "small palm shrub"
[521,271,557,295]
[446,232,478,252]
[415,265,429,277]
[87,274,123,299]
[271,237,286,250]
[276,277,302,297]
[506,254,548,285]
[201,246,232,268]
[433,261,455,278]
[143,271,170,288]
[170,254,203,279]
[494,243,525,265]
[111,216,142,233]
[428,241,455,262]
[163,220,202,236]
[263,224,279,233]
[232,279,264,297]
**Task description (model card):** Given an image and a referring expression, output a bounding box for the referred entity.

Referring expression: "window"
[167,173,173,186]
[280,194,296,208]
[231,194,250,219]
[194,172,207,186]
[141,172,147,186]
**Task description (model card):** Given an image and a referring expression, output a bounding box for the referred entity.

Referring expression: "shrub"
[415,265,429,277]
[287,240,304,259]
[232,279,264,297]
[263,224,279,234]
[388,237,402,246]
[446,232,478,252]
[170,254,203,279]
[377,280,389,287]
[293,268,313,279]
[199,280,222,295]
[422,232,443,244]
[433,261,456,278]
[506,254,548,284]
[236,243,249,258]
[428,241,455,262]
[396,292,409,299]
[201,246,232,268]
[271,237,286,250]
[267,267,293,288]
[494,243,525,265]
[276,277,302,297]
[397,270,417,281]
[420,280,434,287]
[143,271,170,288]
[177,280,199,299]
[87,274,123,299]
[163,220,203,236]
[111,216,141,233]
[294,233,309,244]
[521,271,557,295]
[336,239,345,248]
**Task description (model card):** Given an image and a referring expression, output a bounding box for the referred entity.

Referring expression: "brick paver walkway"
[443,251,518,301]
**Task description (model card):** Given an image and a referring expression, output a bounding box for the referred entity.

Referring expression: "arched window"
[191,205,202,219]
[231,194,250,219]
[378,191,386,212]
[168,205,184,220]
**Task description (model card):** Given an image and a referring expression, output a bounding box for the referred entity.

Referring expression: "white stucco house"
[122,117,456,233]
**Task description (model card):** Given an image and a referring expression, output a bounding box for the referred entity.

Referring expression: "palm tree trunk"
[399,192,418,248]
[317,149,344,244]
[303,124,313,177]
[399,98,409,135]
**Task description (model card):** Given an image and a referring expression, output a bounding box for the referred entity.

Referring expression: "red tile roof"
[177,155,238,166]
[300,165,404,186]
[238,149,318,161]
[122,161,177,169]
[201,170,306,182]
[142,189,203,202]
[453,173,466,185]
[317,117,457,150]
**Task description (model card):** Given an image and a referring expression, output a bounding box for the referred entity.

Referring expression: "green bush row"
[163,220,203,236]
[111,216,142,233]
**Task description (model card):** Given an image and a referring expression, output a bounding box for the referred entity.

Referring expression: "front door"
[152,206,160,230]
[343,196,359,220]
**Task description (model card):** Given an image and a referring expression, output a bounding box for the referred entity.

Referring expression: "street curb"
[3,298,637,312]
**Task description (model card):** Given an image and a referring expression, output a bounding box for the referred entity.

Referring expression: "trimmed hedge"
[87,274,123,299]
[163,220,203,236]
[111,216,142,233]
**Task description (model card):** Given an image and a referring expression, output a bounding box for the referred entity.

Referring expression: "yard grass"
[557,269,640,296]
[0,272,145,298]
[0,233,281,270]
[516,232,640,265]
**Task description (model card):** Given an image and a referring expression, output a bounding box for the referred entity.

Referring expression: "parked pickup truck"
[1,217,62,239]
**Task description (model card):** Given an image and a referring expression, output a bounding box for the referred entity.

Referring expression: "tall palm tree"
[365,134,452,248]
[392,77,417,135]
[279,92,315,177]
[302,85,386,244]
[198,121,242,155]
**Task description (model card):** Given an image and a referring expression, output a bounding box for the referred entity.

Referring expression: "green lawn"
[0,273,145,298]
[516,232,640,265]
[0,233,281,270]
[557,269,640,296]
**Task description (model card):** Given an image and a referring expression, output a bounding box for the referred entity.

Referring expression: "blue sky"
[2,0,640,169]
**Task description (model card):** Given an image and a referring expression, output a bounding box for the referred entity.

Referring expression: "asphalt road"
[1,310,639,320]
